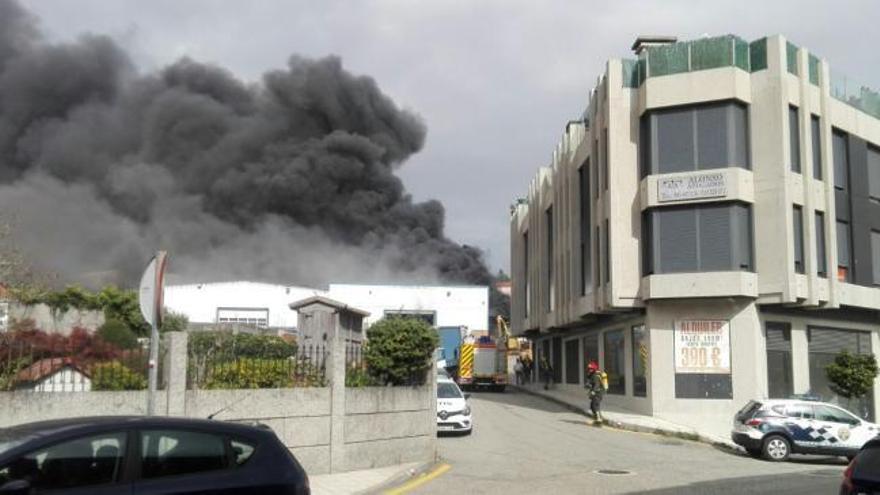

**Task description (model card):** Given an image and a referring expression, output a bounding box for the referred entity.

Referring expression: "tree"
[364,317,438,386]
[826,351,879,399]
[96,286,150,336]
[97,319,139,349]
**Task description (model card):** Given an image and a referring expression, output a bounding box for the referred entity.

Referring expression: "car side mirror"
[464,393,471,400]
[0,479,31,494]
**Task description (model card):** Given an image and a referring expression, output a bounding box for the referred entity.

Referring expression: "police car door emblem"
[838,427,851,441]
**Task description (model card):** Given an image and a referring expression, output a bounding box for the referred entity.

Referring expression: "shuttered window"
[808,327,874,419]
[811,115,822,180]
[646,203,752,274]
[873,231,880,285]
[793,206,805,274]
[766,322,793,399]
[579,162,591,295]
[565,339,580,385]
[869,146,880,202]
[837,220,852,282]
[815,212,827,277]
[646,101,750,177]
[833,130,849,191]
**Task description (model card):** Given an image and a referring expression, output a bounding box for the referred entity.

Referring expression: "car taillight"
[842,458,856,492]
[745,418,763,427]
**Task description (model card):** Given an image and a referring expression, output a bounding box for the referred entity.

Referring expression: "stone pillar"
[427,354,438,461]
[328,313,347,473]
[163,331,188,417]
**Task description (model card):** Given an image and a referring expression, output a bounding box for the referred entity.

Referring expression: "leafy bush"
[97,319,139,349]
[91,361,148,391]
[345,365,380,387]
[826,351,879,399]
[188,332,297,361]
[204,358,293,389]
[364,318,438,386]
[160,311,189,333]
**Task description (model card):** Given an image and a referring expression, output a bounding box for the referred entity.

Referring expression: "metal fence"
[187,343,327,390]
[0,333,153,392]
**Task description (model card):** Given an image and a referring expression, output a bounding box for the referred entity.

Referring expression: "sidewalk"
[310,462,423,495]
[513,383,737,450]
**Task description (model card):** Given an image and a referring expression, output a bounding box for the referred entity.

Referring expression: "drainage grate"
[595,469,633,476]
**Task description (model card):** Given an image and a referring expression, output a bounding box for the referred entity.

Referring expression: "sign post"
[139,251,168,416]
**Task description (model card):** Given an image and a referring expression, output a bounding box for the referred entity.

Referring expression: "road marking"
[383,463,451,495]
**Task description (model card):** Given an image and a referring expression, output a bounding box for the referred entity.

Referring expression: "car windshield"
[437,383,462,399]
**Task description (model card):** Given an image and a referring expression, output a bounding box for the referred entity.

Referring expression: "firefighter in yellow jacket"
[585,361,607,425]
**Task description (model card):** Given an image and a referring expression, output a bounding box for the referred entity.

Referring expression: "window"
[785,404,814,419]
[546,206,554,312]
[789,106,801,173]
[140,429,228,479]
[632,325,648,397]
[643,101,749,177]
[870,146,880,202]
[523,231,529,318]
[808,327,874,420]
[873,231,880,285]
[582,333,599,385]
[814,405,860,425]
[564,339,580,385]
[811,115,822,180]
[766,322,793,399]
[438,382,463,399]
[644,203,753,274]
[595,226,601,287]
[579,162,592,295]
[0,432,126,491]
[837,220,852,282]
[603,330,625,395]
[793,206,804,274]
[675,374,733,399]
[833,130,849,190]
[551,337,562,384]
[815,212,827,277]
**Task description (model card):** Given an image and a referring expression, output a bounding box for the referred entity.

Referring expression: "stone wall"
[0,332,437,475]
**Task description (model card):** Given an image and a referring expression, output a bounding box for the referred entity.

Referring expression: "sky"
[21,0,880,274]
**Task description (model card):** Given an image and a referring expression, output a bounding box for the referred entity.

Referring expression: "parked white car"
[732,399,880,461]
[437,378,472,434]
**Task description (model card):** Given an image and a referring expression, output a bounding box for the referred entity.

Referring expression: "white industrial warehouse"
[164,281,490,341]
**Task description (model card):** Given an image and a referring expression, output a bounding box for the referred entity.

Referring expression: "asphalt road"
[412,389,846,495]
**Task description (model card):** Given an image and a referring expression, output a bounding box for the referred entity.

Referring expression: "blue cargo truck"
[436,326,465,376]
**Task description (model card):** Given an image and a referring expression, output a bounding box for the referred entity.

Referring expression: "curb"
[364,460,441,495]
[510,385,742,455]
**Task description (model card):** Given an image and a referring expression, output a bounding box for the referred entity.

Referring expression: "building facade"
[164,281,489,339]
[509,35,880,438]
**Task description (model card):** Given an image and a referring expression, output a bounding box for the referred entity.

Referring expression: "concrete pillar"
[328,314,346,473]
[163,331,188,417]
[790,322,811,394]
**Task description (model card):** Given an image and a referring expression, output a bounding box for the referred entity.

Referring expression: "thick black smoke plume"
[0,0,495,293]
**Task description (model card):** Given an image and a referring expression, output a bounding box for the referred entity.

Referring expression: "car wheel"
[762,435,791,462]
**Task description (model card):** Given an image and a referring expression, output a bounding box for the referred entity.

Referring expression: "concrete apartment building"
[509,34,880,437]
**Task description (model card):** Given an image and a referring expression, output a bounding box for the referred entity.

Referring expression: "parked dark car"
[841,437,880,495]
[0,416,309,494]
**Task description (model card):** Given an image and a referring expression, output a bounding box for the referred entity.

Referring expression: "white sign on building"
[658,172,727,202]
[674,320,731,374]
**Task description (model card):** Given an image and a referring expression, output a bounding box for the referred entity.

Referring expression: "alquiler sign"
[674,319,731,374]
[658,172,727,202]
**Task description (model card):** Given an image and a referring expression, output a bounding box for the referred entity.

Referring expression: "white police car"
[437,377,472,434]
[732,399,880,461]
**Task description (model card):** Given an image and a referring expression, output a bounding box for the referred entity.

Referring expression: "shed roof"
[288,295,370,317]
[15,358,90,383]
